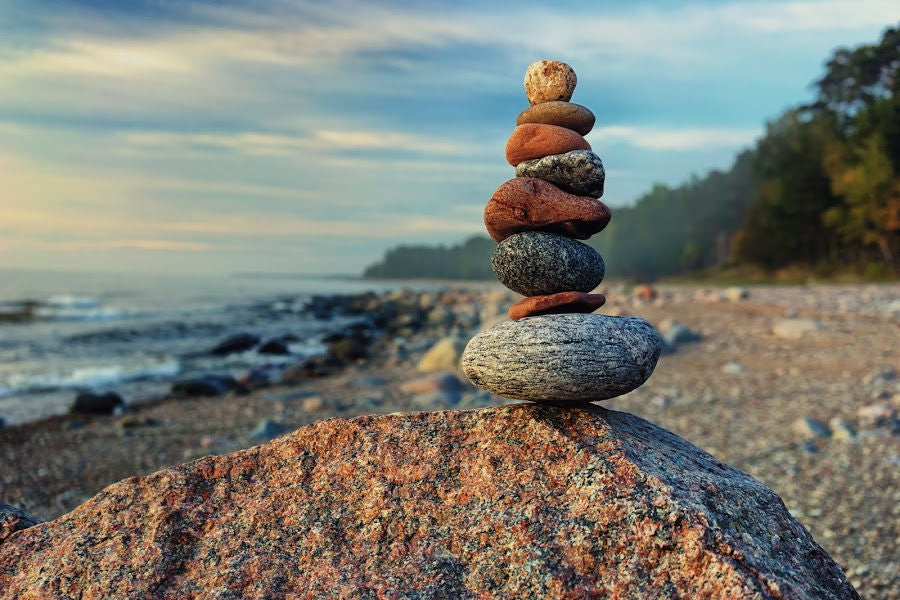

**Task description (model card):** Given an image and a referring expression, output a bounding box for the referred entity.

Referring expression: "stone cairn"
[461,60,663,403]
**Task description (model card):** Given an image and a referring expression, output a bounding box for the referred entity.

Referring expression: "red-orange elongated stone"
[484,177,611,242]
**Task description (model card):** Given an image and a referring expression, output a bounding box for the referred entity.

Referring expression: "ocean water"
[0,269,417,426]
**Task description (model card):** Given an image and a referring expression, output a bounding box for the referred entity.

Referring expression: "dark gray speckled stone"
[461,314,662,402]
[491,231,604,296]
[515,150,605,198]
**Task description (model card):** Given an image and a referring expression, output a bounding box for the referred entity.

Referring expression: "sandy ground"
[1,283,897,598]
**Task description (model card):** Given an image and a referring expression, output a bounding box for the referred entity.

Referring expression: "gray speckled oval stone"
[491,231,604,296]
[462,314,662,402]
[515,150,605,198]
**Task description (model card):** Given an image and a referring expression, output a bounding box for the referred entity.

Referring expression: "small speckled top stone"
[462,314,663,402]
[491,231,605,297]
[516,150,606,198]
[524,60,577,105]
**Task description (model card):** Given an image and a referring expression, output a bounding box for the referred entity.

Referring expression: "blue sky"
[0,0,896,274]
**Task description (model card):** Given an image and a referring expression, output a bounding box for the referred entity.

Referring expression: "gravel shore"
[1,283,897,598]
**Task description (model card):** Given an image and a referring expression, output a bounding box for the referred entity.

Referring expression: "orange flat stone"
[508,292,607,320]
[504,123,590,166]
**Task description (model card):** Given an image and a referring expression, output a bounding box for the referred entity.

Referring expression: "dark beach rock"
[0,404,858,598]
[491,231,605,296]
[70,392,124,415]
[462,314,662,402]
[516,101,595,135]
[209,333,259,356]
[505,123,590,166]
[0,503,40,544]
[258,338,290,355]
[249,418,293,442]
[515,150,605,198]
[0,416,4,428]
[484,177,611,242]
[171,375,239,398]
[524,59,577,104]
[508,291,606,319]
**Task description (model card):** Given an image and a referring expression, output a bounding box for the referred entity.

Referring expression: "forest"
[363,26,899,280]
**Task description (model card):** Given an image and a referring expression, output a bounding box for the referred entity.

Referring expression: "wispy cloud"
[589,125,761,151]
[122,129,468,157]
[0,0,893,273]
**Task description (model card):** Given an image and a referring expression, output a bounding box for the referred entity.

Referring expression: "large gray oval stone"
[462,314,662,402]
[491,231,604,296]
[515,150,605,198]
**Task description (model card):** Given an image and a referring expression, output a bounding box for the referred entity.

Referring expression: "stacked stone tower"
[461,60,663,403]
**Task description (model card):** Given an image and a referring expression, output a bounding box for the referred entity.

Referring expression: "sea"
[0,269,426,426]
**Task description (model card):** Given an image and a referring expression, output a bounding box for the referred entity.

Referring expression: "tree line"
[363,26,899,280]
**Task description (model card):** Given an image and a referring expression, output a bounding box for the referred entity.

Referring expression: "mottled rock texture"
[484,177,611,242]
[462,314,662,402]
[505,123,590,166]
[0,405,858,598]
[515,150,606,198]
[516,101,595,135]
[524,59,577,105]
[508,291,606,320]
[0,504,39,544]
[491,231,605,296]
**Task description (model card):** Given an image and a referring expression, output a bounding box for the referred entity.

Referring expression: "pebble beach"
[1,282,897,598]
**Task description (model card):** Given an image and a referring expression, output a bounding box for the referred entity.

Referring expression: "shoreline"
[1,283,898,596]
[1,281,897,430]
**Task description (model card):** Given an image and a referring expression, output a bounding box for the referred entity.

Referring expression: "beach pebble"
[515,150,605,198]
[724,287,749,302]
[301,396,325,412]
[632,285,658,301]
[524,60,577,105]
[516,101,595,135]
[505,123,590,166]
[773,319,819,339]
[417,337,467,373]
[484,177,610,242]
[508,291,606,320]
[721,362,744,375]
[71,392,124,415]
[462,314,662,402]
[661,323,702,347]
[829,418,857,441]
[491,231,605,296]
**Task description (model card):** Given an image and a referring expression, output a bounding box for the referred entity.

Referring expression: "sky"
[0,0,896,275]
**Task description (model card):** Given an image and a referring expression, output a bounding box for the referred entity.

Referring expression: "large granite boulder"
[0,404,857,598]
[0,504,40,545]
